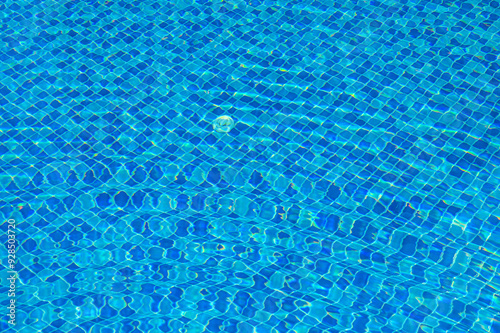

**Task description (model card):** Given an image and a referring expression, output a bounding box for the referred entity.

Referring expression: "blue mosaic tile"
[0,0,500,332]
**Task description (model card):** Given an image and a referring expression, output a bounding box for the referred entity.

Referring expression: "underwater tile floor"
[0,0,500,332]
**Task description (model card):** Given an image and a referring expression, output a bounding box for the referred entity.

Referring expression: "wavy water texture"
[0,0,499,332]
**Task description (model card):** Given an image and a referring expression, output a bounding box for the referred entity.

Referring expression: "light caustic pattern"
[0,0,499,332]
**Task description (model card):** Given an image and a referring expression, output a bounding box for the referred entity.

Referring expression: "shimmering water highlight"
[0,0,499,332]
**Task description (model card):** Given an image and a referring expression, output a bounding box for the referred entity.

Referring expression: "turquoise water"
[1,0,500,332]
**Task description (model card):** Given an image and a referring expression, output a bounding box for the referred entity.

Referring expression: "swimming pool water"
[1,0,500,332]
